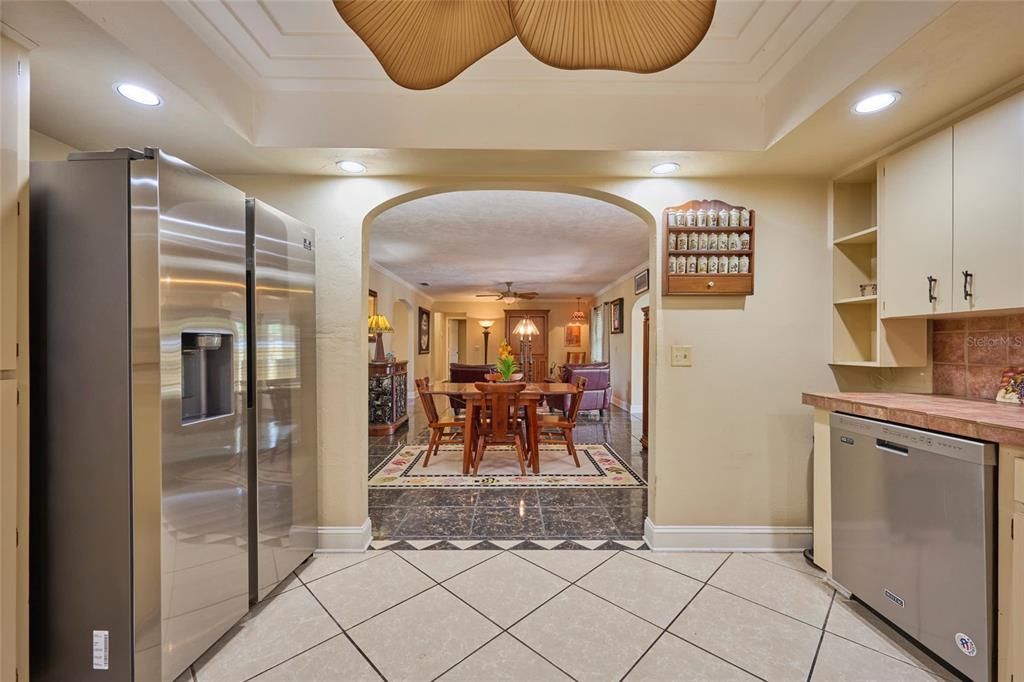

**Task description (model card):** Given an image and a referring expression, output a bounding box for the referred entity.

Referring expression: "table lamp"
[479,319,495,363]
[512,318,540,381]
[368,313,394,363]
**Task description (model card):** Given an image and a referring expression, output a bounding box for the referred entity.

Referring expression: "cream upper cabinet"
[953,92,1024,313]
[880,128,953,318]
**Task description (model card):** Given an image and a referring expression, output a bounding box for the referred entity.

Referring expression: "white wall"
[218,174,841,542]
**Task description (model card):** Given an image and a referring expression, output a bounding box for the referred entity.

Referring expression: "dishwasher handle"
[876,439,910,456]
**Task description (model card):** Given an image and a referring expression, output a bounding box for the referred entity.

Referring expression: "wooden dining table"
[424,382,578,474]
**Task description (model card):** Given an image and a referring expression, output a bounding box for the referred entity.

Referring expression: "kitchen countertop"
[802,391,1024,446]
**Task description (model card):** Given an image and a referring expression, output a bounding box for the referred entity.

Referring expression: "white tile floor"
[182,549,959,682]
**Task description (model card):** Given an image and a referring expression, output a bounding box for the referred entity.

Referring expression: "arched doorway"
[362,184,658,544]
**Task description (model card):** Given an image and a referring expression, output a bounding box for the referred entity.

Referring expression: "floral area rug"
[368,442,645,489]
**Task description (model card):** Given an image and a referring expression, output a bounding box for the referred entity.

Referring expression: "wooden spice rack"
[663,200,755,296]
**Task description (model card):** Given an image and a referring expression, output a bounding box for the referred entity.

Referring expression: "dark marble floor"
[368,400,648,540]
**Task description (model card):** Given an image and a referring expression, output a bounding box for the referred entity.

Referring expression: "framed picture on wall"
[564,324,582,347]
[418,307,431,354]
[610,298,624,334]
[634,269,650,295]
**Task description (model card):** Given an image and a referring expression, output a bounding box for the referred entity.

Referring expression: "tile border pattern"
[190,549,955,682]
[367,538,649,551]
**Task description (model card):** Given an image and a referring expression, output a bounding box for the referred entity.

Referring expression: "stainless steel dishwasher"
[830,412,995,682]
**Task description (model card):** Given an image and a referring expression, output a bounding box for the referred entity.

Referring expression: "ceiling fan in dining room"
[476,281,539,303]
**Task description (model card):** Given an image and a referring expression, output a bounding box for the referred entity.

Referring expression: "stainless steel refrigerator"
[30,150,317,681]
[246,199,318,603]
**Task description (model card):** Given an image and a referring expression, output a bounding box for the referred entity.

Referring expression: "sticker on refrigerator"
[883,589,905,608]
[93,630,110,670]
[955,633,977,657]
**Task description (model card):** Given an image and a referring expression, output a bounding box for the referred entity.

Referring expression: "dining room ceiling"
[368,190,648,299]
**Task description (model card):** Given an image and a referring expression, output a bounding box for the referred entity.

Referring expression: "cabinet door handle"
[962,270,974,301]
[927,276,938,303]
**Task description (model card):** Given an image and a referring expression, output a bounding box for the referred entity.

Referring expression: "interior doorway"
[446,318,467,364]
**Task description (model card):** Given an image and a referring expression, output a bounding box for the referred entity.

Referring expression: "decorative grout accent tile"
[368,538,648,550]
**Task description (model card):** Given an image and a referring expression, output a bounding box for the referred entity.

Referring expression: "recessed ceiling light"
[419,282,430,287]
[114,83,161,106]
[336,160,367,174]
[853,91,901,114]
[650,162,680,175]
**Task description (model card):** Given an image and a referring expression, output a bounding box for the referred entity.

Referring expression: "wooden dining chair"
[538,376,587,468]
[471,382,529,476]
[415,377,464,468]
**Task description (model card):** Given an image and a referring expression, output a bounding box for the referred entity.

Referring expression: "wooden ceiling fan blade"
[518,292,540,299]
[508,0,716,74]
[334,0,516,90]
[475,293,502,298]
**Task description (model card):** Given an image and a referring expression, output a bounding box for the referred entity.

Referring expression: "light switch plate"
[671,345,693,367]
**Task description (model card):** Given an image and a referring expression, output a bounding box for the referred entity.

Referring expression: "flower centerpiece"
[488,339,524,382]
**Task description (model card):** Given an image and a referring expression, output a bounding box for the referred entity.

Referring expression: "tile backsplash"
[933,315,1024,399]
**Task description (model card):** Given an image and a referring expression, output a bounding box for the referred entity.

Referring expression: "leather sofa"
[448,363,493,412]
[556,363,611,416]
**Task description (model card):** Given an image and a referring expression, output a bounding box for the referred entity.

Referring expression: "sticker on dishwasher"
[955,633,977,657]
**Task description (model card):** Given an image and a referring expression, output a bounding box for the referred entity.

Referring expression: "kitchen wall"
[933,315,1024,398]
[29,129,77,161]
[218,173,838,544]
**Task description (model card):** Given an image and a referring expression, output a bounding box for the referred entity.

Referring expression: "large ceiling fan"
[476,282,539,303]
[334,0,717,90]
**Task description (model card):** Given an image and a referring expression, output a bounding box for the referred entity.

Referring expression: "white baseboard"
[611,396,630,411]
[316,518,372,553]
[629,404,643,414]
[644,517,811,552]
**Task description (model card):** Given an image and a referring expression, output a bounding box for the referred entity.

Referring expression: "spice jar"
[729,208,741,227]
[739,255,750,274]
[688,232,699,250]
[719,255,729,273]
[708,233,719,250]
[708,256,718,274]
[697,209,707,227]
[740,232,750,250]
[698,232,709,250]
[697,255,708,273]
[740,208,751,227]
[669,232,677,251]
[718,209,729,228]
[708,209,718,228]
[686,255,698,273]
[668,256,678,274]
[685,209,697,226]
[729,255,740,273]
[728,232,741,250]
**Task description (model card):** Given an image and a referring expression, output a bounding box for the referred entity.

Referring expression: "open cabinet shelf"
[829,167,926,367]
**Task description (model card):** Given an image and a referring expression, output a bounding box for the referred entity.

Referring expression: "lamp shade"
[570,310,587,323]
[368,314,394,334]
[479,319,495,329]
[512,318,540,337]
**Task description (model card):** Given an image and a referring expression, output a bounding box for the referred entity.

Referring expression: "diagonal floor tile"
[295,551,384,584]
[511,586,661,681]
[826,597,956,679]
[194,588,339,682]
[626,550,728,582]
[578,552,702,627]
[670,586,821,682]
[445,552,569,627]
[250,633,380,681]
[512,549,617,582]
[348,586,500,682]
[811,633,940,681]
[173,667,195,682]
[438,633,571,681]
[306,552,434,628]
[395,549,501,582]
[625,633,758,681]
[709,552,834,627]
